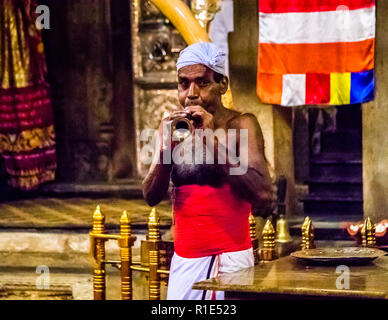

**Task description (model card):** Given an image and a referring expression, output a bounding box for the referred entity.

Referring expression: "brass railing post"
[249,214,259,265]
[148,208,161,300]
[91,205,106,300]
[119,210,133,300]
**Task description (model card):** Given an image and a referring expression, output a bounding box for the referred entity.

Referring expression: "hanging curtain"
[0,0,56,190]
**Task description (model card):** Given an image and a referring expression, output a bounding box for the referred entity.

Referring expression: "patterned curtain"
[0,0,56,190]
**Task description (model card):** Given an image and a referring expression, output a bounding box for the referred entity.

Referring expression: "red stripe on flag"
[306,73,331,105]
[259,0,375,13]
[259,38,375,74]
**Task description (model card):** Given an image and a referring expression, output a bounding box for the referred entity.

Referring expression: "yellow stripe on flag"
[330,73,351,105]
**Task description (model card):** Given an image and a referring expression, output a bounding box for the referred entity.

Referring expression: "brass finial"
[148,208,161,241]
[301,216,315,250]
[92,205,105,234]
[361,217,376,247]
[119,210,133,300]
[262,219,276,247]
[120,210,131,235]
[259,220,277,261]
[149,207,158,222]
[120,210,130,225]
[275,215,293,243]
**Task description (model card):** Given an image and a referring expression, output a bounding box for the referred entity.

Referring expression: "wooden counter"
[193,255,388,300]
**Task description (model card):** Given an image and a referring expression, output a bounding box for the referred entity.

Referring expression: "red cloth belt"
[173,184,252,258]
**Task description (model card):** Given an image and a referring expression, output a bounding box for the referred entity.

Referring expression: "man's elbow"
[251,188,274,218]
[143,189,161,207]
[142,183,167,207]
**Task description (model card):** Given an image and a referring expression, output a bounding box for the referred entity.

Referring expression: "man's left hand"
[184,106,214,130]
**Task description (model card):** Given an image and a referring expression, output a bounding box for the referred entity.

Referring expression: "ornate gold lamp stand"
[259,220,277,261]
[361,217,376,248]
[190,0,222,32]
[301,216,316,250]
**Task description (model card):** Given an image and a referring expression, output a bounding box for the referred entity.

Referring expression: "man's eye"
[179,80,188,87]
[197,80,210,87]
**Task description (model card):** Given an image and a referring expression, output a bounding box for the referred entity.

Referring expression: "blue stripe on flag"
[350,69,375,104]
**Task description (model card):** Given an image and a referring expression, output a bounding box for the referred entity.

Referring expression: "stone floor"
[0,195,362,300]
[0,196,173,300]
[0,197,173,229]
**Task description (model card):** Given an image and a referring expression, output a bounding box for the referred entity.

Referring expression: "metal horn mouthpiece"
[171,117,193,142]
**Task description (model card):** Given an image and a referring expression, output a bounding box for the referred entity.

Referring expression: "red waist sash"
[173,184,252,258]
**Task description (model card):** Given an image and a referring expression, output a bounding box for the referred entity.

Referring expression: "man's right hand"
[159,109,191,151]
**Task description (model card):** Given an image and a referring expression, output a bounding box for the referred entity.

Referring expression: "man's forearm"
[227,168,271,205]
[142,151,172,207]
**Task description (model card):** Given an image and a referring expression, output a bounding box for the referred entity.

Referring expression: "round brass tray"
[291,247,387,265]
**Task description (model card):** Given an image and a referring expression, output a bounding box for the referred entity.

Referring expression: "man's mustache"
[185,101,203,107]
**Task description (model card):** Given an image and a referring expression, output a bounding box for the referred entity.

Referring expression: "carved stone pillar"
[131,0,187,177]
[362,0,388,221]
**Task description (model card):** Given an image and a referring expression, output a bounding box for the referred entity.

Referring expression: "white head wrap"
[176,42,227,77]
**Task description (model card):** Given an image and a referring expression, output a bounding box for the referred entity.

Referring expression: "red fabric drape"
[0,0,56,190]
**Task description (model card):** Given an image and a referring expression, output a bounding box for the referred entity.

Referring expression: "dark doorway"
[302,104,363,221]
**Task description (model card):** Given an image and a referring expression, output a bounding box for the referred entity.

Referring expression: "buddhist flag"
[257,0,375,106]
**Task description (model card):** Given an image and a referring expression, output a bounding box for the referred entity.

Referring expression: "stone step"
[302,195,363,215]
[321,130,361,154]
[310,157,362,179]
[308,179,362,197]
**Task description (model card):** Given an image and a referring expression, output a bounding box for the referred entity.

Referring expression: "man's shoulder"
[226,112,260,129]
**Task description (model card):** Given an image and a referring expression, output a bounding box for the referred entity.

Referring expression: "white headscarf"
[176,42,227,77]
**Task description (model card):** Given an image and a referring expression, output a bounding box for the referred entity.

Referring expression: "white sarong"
[167,248,254,300]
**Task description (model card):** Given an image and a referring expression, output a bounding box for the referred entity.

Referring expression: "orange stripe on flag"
[257,73,282,105]
[259,38,374,74]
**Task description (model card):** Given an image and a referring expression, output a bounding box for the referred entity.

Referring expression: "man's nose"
[187,82,199,99]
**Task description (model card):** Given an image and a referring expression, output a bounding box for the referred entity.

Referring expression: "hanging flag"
[257,0,375,106]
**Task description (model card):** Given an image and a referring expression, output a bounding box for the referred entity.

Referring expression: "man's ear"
[219,76,229,95]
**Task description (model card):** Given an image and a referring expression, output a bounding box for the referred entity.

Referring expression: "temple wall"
[362,0,388,221]
[229,0,296,216]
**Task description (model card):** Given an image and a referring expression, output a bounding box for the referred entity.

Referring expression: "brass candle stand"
[259,219,277,261]
[361,217,376,248]
[301,216,316,250]
[90,206,169,300]
[299,216,377,250]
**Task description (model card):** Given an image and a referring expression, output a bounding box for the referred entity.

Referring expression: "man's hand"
[159,109,191,151]
[184,106,214,130]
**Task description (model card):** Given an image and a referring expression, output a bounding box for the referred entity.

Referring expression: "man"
[142,42,273,300]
